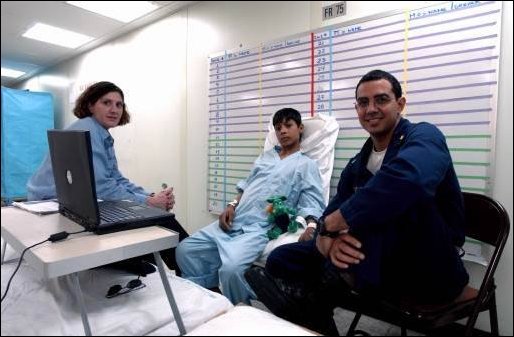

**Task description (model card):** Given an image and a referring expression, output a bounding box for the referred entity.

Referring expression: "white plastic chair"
[256,113,339,264]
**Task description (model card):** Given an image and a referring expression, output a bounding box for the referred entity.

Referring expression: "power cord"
[1,229,86,302]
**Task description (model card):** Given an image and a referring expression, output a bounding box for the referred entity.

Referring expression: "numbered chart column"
[208,54,228,213]
[313,31,332,116]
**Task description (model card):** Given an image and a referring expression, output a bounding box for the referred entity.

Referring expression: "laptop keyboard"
[99,204,142,222]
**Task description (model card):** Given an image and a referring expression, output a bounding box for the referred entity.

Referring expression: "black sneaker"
[245,266,339,335]
[105,258,156,276]
[245,266,299,319]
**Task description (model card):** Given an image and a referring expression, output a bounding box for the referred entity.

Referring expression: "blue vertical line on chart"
[223,51,228,206]
[329,29,333,116]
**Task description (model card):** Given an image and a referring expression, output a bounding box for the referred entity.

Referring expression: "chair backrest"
[463,192,510,247]
[462,192,510,333]
[263,113,339,204]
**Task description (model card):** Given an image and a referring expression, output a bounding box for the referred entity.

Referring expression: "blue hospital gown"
[176,146,325,304]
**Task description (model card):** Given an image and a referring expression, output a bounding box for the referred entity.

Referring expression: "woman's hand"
[146,187,174,211]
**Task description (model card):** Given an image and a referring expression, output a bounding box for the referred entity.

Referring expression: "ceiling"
[1,1,196,87]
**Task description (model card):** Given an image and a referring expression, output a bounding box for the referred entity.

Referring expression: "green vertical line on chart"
[402,7,410,115]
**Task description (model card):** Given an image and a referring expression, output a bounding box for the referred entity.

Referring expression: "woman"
[28,81,172,210]
[27,81,187,274]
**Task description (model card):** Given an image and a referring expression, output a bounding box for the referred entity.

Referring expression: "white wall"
[17,1,512,334]
[490,1,513,334]
[21,12,190,225]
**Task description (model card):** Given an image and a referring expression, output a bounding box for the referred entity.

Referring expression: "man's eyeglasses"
[355,94,394,110]
[106,278,146,298]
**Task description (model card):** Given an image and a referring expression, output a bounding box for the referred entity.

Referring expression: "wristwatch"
[304,216,316,230]
[316,217,340,238]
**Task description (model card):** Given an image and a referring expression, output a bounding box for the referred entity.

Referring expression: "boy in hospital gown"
[176,108,325,304]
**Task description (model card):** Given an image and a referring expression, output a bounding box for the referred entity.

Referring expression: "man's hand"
[316,234,335,257]
[298,227,316,242]
[329,233,365,269]
[219,205,236,232]
[324,209,348,232]
[315,209,362,269]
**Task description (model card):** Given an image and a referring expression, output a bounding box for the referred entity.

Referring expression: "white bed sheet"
[1,260,233,336]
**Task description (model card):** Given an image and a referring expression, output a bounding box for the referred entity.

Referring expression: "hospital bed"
[0,240,233,335]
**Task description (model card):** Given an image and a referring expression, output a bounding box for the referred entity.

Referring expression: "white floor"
[251,300,424,336]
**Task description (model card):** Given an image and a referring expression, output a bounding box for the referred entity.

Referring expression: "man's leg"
[246,239,341,335]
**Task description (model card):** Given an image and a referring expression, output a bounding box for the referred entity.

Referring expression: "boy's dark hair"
[273,108,302,127]
[355,69,403,100]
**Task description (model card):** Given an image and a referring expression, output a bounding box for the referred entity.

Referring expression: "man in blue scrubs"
[176,108,325,305]
[246,70,470,334]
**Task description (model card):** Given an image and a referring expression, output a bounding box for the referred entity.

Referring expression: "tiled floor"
[333,307,423,336]
[251,300,424,336]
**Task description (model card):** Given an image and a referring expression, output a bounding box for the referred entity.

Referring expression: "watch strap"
[317,218,340,238]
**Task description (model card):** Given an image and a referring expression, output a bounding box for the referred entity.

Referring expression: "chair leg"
[346,312,362,336]
[489,293,499,335]
[401,326,407,336]
[464,313,479,335]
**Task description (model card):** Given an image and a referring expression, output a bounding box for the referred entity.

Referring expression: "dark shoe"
[208,286,222,294]
[140,250,183,277]
[245,266,339,335]
[245,266,298,318]
[105,258,156,276]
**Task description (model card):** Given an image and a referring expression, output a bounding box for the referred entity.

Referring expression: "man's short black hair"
[355,69,403,100]
[273,108,302,127]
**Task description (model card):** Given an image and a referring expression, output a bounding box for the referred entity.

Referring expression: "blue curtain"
[1,87,54,200]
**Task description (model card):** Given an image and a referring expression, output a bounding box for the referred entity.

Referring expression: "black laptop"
[48,129,174,234]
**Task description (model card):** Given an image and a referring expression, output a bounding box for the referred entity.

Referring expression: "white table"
[1,206,186,336]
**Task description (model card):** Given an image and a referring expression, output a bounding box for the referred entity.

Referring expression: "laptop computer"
[47,129,174,234]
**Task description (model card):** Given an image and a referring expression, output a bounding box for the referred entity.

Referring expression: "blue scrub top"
[27,117,149,203]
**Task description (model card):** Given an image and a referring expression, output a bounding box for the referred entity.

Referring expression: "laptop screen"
[48,130,100,228]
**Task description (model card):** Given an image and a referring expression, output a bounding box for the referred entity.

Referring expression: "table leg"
[72,272,92,336]
[153,252,186,335]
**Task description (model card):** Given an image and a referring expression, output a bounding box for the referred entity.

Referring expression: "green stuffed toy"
[265,195,299,240]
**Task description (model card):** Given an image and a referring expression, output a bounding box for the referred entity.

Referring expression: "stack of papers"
[12,200,59,215]
[462,239,487,266]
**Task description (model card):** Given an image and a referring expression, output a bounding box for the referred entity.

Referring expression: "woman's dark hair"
[273,107,302,127]
[355,69,403,100]
[73,81,130,125]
